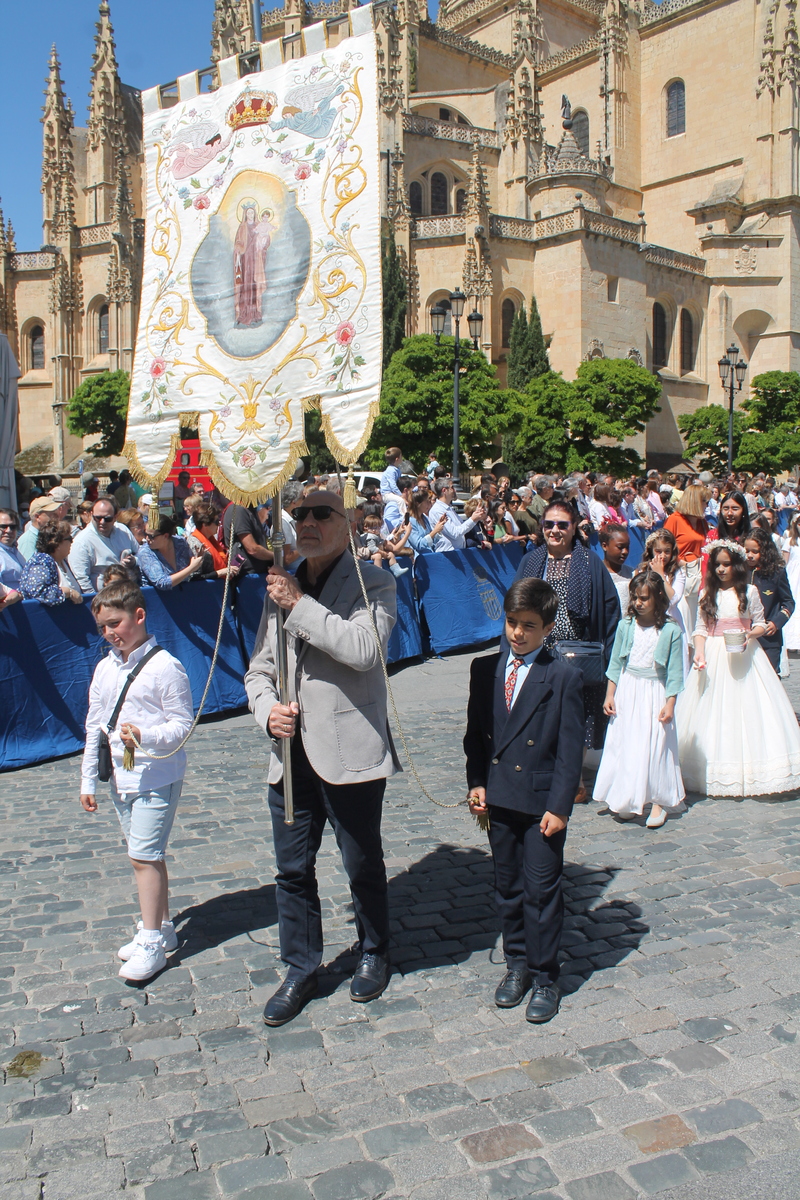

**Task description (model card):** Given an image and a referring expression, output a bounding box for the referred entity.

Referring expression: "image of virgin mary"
[234,203,265,326]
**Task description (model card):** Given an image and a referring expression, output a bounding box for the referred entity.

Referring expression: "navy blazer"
[752,567,794,657]
[463,649,584,819]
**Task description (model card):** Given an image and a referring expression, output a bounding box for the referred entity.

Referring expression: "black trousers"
[268,739,389,980]
[487,804,566,987]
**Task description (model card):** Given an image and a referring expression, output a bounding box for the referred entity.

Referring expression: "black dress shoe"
[350,953,391,1002]
[263,975,318,1026]
[525,985,560,1023]
[494,968,532,1008]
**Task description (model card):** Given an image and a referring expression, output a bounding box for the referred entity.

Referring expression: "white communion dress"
[781,537,800,652]
[593,623,685,816]
[677,585,800,796]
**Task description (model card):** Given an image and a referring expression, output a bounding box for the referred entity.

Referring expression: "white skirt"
[593,671,685,814]
[677,635,800,796]
[784,552,800,650]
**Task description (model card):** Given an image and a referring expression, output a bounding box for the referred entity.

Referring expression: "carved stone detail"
[734,243,758,274]
[584,337,605,360]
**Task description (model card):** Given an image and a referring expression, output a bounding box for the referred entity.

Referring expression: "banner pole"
[271,489,295,825]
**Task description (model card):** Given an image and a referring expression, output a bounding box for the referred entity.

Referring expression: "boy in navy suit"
[464,577,584,1022]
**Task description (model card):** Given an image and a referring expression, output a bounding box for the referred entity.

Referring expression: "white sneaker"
[118,920,178,961]
[118,934,168,981]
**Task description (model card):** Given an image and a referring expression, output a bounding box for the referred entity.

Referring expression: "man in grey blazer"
[245,491,400,1026]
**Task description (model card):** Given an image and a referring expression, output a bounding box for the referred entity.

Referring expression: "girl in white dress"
[594,570,686,828]
[781,513,800,653]
[678,540,800,796]
[640,529,690,677]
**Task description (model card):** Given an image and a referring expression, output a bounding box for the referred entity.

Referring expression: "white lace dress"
[677,585,800,796]
[782,538,800,651]
[594,623,685,815]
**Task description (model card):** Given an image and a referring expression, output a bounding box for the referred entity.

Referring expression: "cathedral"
[2,0,798,473]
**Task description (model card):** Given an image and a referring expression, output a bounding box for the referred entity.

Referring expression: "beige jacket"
[244,552,401,785]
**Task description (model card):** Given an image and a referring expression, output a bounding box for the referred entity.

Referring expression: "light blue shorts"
[111,781,183,862]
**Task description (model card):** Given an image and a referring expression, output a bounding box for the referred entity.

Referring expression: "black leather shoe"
[263,976,318,1026]
[526,985,560,1023]
[350,953,391,1002]
[494,968,532,1008]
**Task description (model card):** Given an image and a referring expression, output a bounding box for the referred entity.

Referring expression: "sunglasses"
[294,505,342,523]
[542,519,572,531]
[93,514,116,523]
[0,524,17,531]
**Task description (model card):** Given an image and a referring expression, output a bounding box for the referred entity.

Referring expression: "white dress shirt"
[81,636,194,794]
[69,522,140,593]
[428,499,481,551]
[505,645,543,710]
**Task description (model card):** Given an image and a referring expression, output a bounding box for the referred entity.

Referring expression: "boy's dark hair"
[504,577,559,625]
[627,569,670,627]
[384,446,402,462]
[398,474,416,492]
[91,579,147,617]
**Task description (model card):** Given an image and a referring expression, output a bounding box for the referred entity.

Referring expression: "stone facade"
[3,0,798,470]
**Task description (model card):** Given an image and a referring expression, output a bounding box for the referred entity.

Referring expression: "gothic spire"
[53,141,77,238]
[42,45,73,198]
[211,0,256,63]
[464,143,491,224]
[88,1,126,155]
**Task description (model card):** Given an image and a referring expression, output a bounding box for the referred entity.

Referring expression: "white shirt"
[69,522,140,593]
[505,645,543,710]
[588,499,611,530]
[81,636,194,794]
[429,499,480,551]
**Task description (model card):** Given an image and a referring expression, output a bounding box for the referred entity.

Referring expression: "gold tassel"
[122,747,135,771]
[343,464,358,511]
[147,498,160,534]
[473,810,491,833]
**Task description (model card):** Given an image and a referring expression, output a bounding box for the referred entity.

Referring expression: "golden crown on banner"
[226,84,278,131]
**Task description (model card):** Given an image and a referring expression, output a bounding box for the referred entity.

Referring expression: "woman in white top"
[588,484,615,530]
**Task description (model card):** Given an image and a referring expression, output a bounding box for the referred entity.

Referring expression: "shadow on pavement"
[172,883,278,961]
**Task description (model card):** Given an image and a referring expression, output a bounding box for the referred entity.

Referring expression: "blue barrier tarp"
[414,543,524,654]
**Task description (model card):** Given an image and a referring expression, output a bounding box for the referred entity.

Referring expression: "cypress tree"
[506,303,529,390]
[382,228,407,369]
[525,294,550,378]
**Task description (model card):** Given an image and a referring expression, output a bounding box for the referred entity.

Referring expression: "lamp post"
[430,289,483,488]
[717,343,748,476]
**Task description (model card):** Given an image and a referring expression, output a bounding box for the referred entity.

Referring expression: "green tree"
[381,227,407,370]
[66,370,130,455]
[677,404,743,476]
[366,334,517,473]
[506,358,662,475]
[736,371,800,473]
[506,295,549,391]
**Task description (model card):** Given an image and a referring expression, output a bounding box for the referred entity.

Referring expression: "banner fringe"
[198,438,309,505]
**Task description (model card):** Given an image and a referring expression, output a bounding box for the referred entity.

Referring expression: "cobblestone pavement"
[2,647,800,1200]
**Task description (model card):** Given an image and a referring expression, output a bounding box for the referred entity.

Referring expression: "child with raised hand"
[677,540,800,796]
[594,570,685,828]
[81,580,194,982]
[744,527,795,674]
[599,525,632,611]
[641,527,690,674]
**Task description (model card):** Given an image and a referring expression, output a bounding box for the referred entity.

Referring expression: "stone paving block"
[216,1154,289,1194]
[426,1104,499,1139]
[34,1158,125,1200]
[479,1156,560,1198]
[683,1133,755,1174]
[172,1107,248,1139]
[623,1114,696,1153]
[124,1141,198,1185]
[309,1161,396,1200]
[665,1042,728,1073]
[463,1067,532,1101]
[565,1170,637,1200]
[683,1097,763,1135]
[242,1090,317,1126]
[460,1123,542,1163]
[289,1136,362,1178]
[194,1128,269,1169]
[388,1142,467,1188]
[615,1060,675,1090]
[0,1124,32,1150]
[403,1082,473,1114]
[234,1186,313,1200]
[144,1176,219,1200]
[681,1017,740,1042]
[361,1121,435,1158]
[521,1056,587,1084]
[579,1039,641,1069]
[627,1152,700,1194]
[530,1105,600,1143]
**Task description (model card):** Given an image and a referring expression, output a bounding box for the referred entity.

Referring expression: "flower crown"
[702,537,747,560]
[644,530,674,550]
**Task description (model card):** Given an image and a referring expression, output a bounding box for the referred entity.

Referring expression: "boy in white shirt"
[80,580,194,981]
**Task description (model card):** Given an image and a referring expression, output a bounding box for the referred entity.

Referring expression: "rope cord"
[336,463,466,811]
[126,520,237,762]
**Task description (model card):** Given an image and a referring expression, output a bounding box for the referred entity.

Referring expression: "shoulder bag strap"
[105,646,163,734]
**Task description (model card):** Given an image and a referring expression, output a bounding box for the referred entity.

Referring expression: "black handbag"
[554,640,606,686]
[96,647,163,783]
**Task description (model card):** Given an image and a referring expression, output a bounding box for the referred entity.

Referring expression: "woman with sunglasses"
[19,518,83,605]
[511,500,621,794]
[137,516,205,590]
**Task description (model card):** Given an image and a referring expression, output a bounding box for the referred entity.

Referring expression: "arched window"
[98,304,110,355]
[430,172,448,215]
[455,188,467,214]
[653,302,668,368]
[572,110,590,157]
[30,325,45,371]
[501,299,515,349]
[666,80,685,138]
[680,309,695,373]
[409,181,423,215]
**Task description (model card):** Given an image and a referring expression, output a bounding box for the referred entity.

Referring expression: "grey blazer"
[244,552,402,786]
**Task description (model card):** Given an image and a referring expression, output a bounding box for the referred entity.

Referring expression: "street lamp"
[717,342,748,476]
[430,289,483,487]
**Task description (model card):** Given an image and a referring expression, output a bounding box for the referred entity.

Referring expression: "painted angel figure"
[270,78,346,140]
[167,119,232,180]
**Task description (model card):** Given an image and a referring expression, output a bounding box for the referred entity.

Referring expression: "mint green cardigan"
[605,616,685,697]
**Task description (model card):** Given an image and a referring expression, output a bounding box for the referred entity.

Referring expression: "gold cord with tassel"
[468,795,491,833]
[342,463,358,511]
[123,747,135,771]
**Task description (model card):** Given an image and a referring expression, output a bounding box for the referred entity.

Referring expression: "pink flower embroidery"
[193,194,210,209]
[335,321,355,347]
[295,163,312,181]
[239,449,257,469]
[150,358,167,378]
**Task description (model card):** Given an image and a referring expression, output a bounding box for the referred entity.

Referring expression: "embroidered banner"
[125,16,381,503]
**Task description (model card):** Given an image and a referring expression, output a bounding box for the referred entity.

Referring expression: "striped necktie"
[505,658,525,711]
